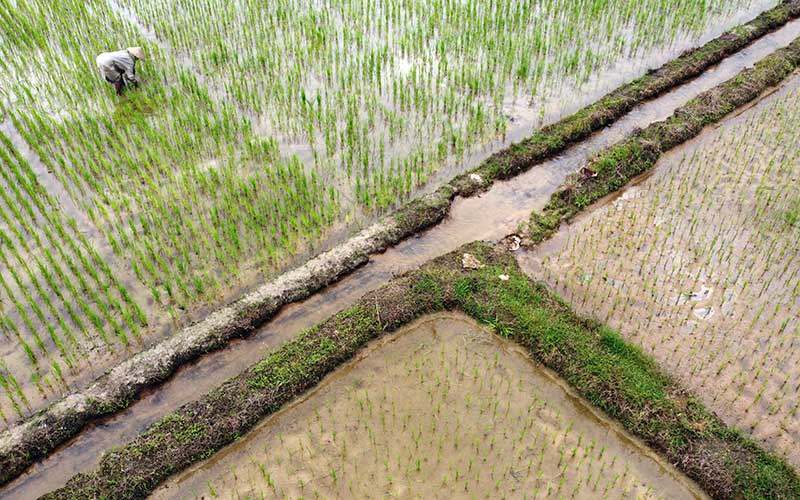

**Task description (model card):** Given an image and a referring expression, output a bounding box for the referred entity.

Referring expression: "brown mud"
[519,74,800,467]
[0,119,169,431]
[526,34,800,245]
[154,313,706,500]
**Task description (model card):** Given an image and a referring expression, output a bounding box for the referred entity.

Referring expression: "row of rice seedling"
[0,0,779,430]
[154,318,694,499]
[120,0,772,210]
[0,130,146,429]
[528,80,800,466]
[0,0,772,319]
[0,0,339,318]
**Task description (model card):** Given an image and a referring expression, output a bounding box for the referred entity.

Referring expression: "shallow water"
[0,118,169,430]
[516,72,800,468]
[4,16,800,500]
[88,0,780,315]
[153,313,706,499]
[0,0,777,427]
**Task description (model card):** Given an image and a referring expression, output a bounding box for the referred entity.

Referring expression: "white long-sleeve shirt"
[96,50,137,83]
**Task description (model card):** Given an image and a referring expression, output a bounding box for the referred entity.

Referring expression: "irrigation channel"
[4,16,800,499]
[5,2,792,442]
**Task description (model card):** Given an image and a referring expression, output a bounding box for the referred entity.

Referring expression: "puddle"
[692,307,714,320]
[5,16,800,499]
[152,313,705,500]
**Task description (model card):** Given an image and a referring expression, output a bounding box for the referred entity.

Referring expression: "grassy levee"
[43,242,800,499]
[528,35,800,244]
[4,1,800,489]
[40,25,800,499]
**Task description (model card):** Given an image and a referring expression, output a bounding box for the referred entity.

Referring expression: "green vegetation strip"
[43,242,800,499]
[528,33,800,244]
[389,0,800,235]
[41,29,800,496]
[5,1,800,488]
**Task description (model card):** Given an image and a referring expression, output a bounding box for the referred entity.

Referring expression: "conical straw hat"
[127,47,145,60]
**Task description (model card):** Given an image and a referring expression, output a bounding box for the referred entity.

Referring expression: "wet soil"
[153,314,705,500]
[518,74,800,467]
[41,241,800,499]
[0,118,170,431]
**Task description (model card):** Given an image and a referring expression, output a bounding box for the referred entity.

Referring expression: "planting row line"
[528,78,800,466]
[0,132,145,429]
[43,242,800,499]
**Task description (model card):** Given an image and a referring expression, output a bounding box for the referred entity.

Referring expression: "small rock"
[498,274,510,281]
[469,173,483,184]
[462,253,484,270]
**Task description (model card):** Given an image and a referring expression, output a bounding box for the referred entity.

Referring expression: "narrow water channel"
[3,17,800,500]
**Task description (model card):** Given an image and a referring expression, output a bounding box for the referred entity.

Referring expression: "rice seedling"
[0,0,782,456]
[0,130,145,428]
[0,0,771,319]
[526,78,800,467]
[151,316,697,499]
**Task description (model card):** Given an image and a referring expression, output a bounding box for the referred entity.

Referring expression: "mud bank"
[452,0,800,198]
[43,242,800,500]
[527,33,800,244]
[3,0,800,487]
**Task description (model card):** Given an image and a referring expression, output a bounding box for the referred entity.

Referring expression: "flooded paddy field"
[0,0,784,428]
[519,74,800,467]
[153,314,704,500]
[2,0,800,497]
[5,12,800,497]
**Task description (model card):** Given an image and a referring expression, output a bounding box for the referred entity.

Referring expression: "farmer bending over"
[96,47,145,95]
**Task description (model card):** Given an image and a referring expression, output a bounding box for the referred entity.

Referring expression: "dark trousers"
[105,75,125,95]
[105,72,136,96]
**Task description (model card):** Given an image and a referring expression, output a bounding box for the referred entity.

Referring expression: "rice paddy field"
[2,0,800,498]
[520,75,800,468]
[154,314,703,499]
[0,0,782,429]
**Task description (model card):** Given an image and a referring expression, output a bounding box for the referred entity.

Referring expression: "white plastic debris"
[693,307,714,320]
[498,274,510,281]
[469,173,483,184]
[507,235,521,251]
[462,253,484,270]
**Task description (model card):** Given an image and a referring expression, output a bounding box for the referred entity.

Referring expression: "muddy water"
[0,120,95,240]
[0,118,160,321]
[153,313,706,500]
[4,18,800,500]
